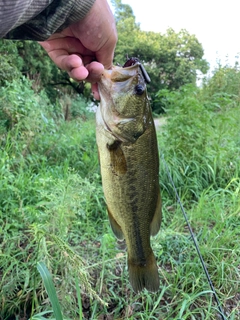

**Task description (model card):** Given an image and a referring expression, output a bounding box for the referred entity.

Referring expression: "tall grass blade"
[37,262,64,320]
[30,310,54,320]
[75,274,83,320]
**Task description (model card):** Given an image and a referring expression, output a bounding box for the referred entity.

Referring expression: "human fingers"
[89,0,117,69]
[92,0,117,70]
[39,37,96,80]
[91,83,100,100]
[85,61,104,83]
[49,50,91,80]
[40,36,94,59]
[69,0,117,70]
[68,61,103,99]
[85,62,104,100]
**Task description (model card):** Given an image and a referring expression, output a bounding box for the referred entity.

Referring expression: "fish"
[96,57,162,292]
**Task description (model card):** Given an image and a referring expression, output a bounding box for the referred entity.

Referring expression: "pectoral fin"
[107,207,124,240]
[150,191,162,236]
[107,140,127,175]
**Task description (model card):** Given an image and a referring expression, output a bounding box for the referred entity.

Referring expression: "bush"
[0,75,103,318]
[0,77,98,176]
[157,83,240,199]
[202,64,240,98]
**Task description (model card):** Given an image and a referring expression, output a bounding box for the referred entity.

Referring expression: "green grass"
[1,130,239,319]
[0,75,240,319]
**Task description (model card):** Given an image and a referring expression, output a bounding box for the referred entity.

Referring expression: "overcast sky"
[111,0,240,74]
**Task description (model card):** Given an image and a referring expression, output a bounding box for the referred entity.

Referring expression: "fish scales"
[96,58,162,292]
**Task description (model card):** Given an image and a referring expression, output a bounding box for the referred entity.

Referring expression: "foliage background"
[1,0,209,113]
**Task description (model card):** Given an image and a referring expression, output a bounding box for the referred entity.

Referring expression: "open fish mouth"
[98,58,151,143]
[123,57,151,84]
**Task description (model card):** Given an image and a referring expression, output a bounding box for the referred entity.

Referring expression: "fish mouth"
[123,57,151,84]
[101,58,150,85]
[99,57,151,144]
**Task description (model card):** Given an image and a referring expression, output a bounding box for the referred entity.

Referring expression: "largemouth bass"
[96,58,162,292]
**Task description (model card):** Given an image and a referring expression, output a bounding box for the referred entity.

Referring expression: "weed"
[0,68,239,319]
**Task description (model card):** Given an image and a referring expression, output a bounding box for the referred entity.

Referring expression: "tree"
[16,41,89,101]
[111,0,209,112]
[111,0,135,23]
[0,40,23,84]
[202,63,240,97]
[0,39,90,103]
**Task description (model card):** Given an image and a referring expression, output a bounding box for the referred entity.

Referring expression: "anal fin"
[107,207,124,240]
[150,190,162,236]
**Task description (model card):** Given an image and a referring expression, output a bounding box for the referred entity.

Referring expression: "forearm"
[0,0,95,40]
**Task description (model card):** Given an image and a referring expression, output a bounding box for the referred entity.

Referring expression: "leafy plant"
[156,83,240,199]
[35,262,64,320]
[112,0,209,113]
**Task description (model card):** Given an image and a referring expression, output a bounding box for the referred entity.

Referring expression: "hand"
[39,0,117,99]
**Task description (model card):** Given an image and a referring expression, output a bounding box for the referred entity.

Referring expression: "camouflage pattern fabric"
[0,0,95,40]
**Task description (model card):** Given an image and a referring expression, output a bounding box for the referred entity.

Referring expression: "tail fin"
[128,251,159,292]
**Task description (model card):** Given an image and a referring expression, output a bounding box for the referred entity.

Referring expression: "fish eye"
[135,84,144,95]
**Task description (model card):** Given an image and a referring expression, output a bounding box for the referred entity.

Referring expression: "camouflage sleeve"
[0,0,95,40]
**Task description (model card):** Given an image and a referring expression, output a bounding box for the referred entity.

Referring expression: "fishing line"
[161,154,227,320]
